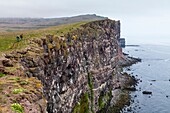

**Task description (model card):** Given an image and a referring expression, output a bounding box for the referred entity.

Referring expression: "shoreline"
[109,56,140,112]
[121,45,170,113]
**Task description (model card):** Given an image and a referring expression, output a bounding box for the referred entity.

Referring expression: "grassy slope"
[0,21,88,56]
[0,14,106,32]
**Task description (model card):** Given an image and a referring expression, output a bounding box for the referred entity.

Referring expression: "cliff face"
[1,19,137,113]
[45,19,120,112]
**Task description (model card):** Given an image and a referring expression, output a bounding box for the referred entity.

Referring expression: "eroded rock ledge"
[1,19,139,113]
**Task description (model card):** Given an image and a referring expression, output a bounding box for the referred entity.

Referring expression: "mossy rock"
[108,93,130,113]
[73,93,89,113]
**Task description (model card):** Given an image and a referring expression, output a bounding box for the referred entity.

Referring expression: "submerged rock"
[142,91,152,95]
[124,87,137,91]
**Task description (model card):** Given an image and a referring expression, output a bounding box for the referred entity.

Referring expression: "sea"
[122,44,170,113]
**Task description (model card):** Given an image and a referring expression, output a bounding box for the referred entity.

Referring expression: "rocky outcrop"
[1,19,138,113]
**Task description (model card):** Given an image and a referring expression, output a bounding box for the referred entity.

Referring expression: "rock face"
[2,19,138,113]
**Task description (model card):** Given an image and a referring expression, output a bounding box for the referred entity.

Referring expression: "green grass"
[0,73,6,77]
[0,21,88,53]
[8,77,29,85]
[98,95,105,110]
[98,90,112,110]
[73,92,89,113]
[19,80,29,85]
[11,103,24,113]
[12,88,25,94]
[87,73,94,112]
[8,77,20,81]
[73,73,94,113]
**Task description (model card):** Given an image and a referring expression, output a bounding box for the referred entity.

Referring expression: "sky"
[1,0,170,45]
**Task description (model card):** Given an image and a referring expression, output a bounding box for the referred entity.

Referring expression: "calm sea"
[122,44,170,113]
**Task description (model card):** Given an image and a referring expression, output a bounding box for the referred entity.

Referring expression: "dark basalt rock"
[124,87,137,91]
[142,91,152,94]
[2,59,13,67]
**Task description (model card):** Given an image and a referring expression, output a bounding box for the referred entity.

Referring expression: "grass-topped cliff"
[0,18,138,113]
[0,21,88,54]
[0,21,90,113]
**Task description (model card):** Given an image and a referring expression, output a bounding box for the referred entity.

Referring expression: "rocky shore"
[0,19,140,113]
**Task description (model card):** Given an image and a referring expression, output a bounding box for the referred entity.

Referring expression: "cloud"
[0,0,170,17]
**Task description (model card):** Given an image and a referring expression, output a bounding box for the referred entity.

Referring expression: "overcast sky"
[1,0,170,45]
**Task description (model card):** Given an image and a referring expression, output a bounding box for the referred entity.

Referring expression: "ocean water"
[122,44,170,113]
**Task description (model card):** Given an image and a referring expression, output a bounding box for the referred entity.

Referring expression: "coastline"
[95,54,140,113]
[121,45,170,113]
[109,56,140,113]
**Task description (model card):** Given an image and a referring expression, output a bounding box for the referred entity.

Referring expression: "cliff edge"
[0,19,139,113]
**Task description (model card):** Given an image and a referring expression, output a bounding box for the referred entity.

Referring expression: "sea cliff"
[0,19,139,113]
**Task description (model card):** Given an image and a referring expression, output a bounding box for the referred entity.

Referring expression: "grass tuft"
[12,88,26,94]
[0,73,6,77]
[11,103,24,113]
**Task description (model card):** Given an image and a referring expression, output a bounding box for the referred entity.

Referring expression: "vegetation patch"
[19,80,29,85]
[87,72,94,112]
[0,73,6,77]
[8,77,20,81]
[12,88,26,94]
[5,94,10,97]
[98,90,112,111]
[5,67,18,73]
[98,94,105,109]
[11,103,24,113]
[73,92,89,113]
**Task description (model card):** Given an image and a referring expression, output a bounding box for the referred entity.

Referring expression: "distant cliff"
[0,14,107,32]
[0,19,138,113]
